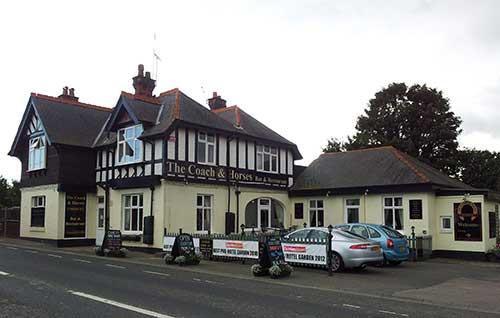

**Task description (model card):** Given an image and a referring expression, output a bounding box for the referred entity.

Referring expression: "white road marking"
[73,258,91,263]
[378,310,409,317]
[193,278,202,282]
[0,271,10,276]
[144,271,171,277]
[204,280,216,284]
[105,264,125,269]
[25,250,38,254]
[6,247,18,250]
[343,304,361,309]
[69,290,175,318]
[47,254,62,258]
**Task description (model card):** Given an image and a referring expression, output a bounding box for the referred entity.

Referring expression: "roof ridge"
[320,145,394,156]
[31,93,112,112]
[389,147,430,183]
[158,88,180,97]
[120,91,161,105]
[211,105,237,113]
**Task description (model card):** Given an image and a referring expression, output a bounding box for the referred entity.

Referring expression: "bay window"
[384,197,403,230]
[28,135,46,171]
[196,194,212,232]
[197,132,215,164]
[256,145,278,173]
[122,194,143,233]
[117,125,143,164]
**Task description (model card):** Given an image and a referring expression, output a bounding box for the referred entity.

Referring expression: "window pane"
[257,153,263,170]
[98,208,104,228]
[317,210,324,227]
[197,141,206,162]
[347,208,359,223]
[139,195,143,207]
[317,200,324,208]
[197,208,203,231]
[367,227,381,238]
[271,157,277,172]
[384,209,393,227]
[199,132,206,140]
[118,130,125,141]
[346,199,360,206]
[134,141,142,160]
[384,198,393,207]
[270,147,277,155]
[264,146,270,153]
[260,198,270,206]
[395,209,403,230]
[135,125,143,136]
[204,208,211,231]
[132,195,138,206]
[310,210,317,227]
[124,209,130,230]
[245,200,257,228]
[261,209,269,228]
[138,209,143,231]
[394,197,403,207]
[307,230,327,240]
[204,196,211,207]
[442,217,451,229]
[207,134,214,143]
[125,127,134,139]
[197,195,203,206]
[289,229,310,239]
[125,196,131,207]
[125,140,134,157]
[263,154,270,171]
[257,145,263,153]
[131,208,138,231]
[351,225,368,238]
[208,144,214,163]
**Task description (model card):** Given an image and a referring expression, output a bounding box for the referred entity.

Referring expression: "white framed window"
[197,132,215,164]
[97,196,105,229]
[309,199,324,227]
[117,125,143,164]
[28,135,46,171]
[256,145,278,173]
[345,198,360,223]
[31,195,46,227]
[196,194,212,232]
[440,216,452,233]
[122,194,143,233]
[383,196,403,230]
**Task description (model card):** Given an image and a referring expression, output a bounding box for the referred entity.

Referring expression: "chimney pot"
[133,64,156,97]
[208,92,226,110]
[69,88,75,96]
[138,64,144,76]
[145,71,151,79]
[213,92,218,97]
[63,86,68,95]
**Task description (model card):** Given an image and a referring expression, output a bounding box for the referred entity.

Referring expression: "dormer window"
[117,124,143,164]
[28,135,46,171]
[256,145,278,173]
[197,132,215,164]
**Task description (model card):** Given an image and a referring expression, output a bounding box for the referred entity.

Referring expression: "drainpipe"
[235,185,241,233]
[364,189,369,222]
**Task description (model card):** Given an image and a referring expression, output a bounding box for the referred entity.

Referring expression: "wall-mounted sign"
[64,193,86,238]
[409,200,423,219]
[165,160,288,188]
[454,201,482,241]
[294,203,304,219]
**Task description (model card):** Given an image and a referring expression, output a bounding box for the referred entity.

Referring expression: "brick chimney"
[133,64,156,97]
[58,86,79,101]
[208,92,227,110]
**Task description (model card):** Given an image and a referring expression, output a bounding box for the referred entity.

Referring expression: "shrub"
[251,264,268,276]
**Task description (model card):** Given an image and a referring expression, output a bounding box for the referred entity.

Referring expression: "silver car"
[284,227,383,271]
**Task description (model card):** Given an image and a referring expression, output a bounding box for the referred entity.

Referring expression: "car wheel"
[331,252,344,272]
[353,264,366,271]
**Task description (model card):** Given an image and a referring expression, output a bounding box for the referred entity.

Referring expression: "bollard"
[179,228,183,235]
[411,226,416,262]
[327,224,333,276]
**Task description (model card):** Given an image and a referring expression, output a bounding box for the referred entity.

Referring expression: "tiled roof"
[292,146,474,192]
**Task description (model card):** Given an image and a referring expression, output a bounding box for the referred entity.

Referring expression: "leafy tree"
[0,176,21,208]
[343,83,462,174]
[456,149,500,191]
[322,137,347,153]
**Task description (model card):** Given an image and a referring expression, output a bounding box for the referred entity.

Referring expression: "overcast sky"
[1,0,500,182]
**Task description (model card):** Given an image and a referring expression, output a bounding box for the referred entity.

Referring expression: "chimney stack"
[133,64,156,97]
[58,86,79,101]
[208,92,227,110]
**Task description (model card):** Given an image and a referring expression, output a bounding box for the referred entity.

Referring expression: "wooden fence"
[0,207,20,238]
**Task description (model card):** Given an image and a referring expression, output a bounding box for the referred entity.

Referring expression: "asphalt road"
[0,243,498,318]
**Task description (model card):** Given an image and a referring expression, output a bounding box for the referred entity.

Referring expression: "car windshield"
[381,226,405,238]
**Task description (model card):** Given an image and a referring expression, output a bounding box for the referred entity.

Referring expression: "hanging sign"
[454,201,482,241]
[64,193,86,238]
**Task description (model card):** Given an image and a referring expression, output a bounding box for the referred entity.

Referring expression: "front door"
[96,196,105,246]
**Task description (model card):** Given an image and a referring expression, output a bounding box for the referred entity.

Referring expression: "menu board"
[409,200,423,219]
[172,233,196,258]
[199,238,213,256]
[64,193,86,238]
[454,202,482,241]
[259,237,286,268]
[107,230,122,251]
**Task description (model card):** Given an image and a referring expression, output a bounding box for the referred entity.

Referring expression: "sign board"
[165,160,288,188]
[259,237,286,268]
[212,239,259,259]
[281,242,327,265]
[64,193,86,238]
[163,236,200,254]
[172,233,196,258]
[199,238,213,256]
[106,230,122,251]
[454,202,482,241]
[409,200,423,219]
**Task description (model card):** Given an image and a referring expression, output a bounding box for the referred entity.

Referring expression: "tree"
[344,83,462,174]
[456,149,500,191]
[322,137,347,153]
[0,176,21,208]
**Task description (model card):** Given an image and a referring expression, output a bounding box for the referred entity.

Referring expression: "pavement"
[1,238,500,318]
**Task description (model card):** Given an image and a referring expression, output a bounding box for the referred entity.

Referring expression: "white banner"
[163,236,200,254]
[212,239,259,259]
[281,242,327,265]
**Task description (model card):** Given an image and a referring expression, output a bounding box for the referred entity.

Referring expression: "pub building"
[8,65,499,258]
